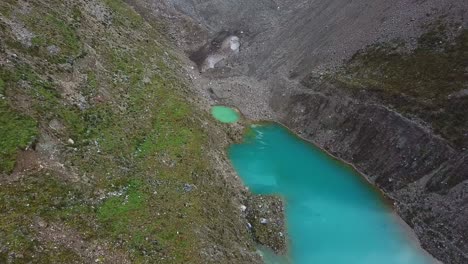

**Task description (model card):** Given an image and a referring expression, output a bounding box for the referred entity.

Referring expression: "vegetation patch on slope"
[0,0,256,263]
[309,21,468,148]
[0,84,37,173]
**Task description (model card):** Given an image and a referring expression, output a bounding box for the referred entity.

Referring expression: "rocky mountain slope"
[128,0,468,263]
[0,0,263,263]
[1,0,467,263]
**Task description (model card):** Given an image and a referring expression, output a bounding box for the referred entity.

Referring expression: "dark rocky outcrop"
[244,195,286,254]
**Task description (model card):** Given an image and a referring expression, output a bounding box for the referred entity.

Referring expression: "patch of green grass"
[0,172,88,262]
[135,91,195,158]
[96,179,168,260]
[0,63,88,142]
[327,25,468,148]
[71,5,83,23]
[0,0,256,262]
[82,71,98,98]
[31,35,47,47]
[0,99,37,173]
[18,8,82,62]
[98,180,149,234]
[79,20,213,261]
[0,64,105,145]
[0,78,5,94]
[0,0,18,17]
[103,0,145,29]
[85,33,208,261]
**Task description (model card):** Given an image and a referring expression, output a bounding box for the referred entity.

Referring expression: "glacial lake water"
[211,106,240,123]
[228,124,435,264]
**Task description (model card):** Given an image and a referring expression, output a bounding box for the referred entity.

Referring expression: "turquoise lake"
[228,124,435,264]
[211,106,240,123]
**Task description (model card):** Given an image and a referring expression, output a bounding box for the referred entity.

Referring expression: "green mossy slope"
[0,0,256,263]
[316,23,468,148]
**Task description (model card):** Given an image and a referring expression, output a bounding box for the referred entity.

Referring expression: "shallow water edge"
[228,122,441,264]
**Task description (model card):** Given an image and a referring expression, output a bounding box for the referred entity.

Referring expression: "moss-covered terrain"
[0,95,37,173]
[0,0,257,263]
[311,22,468,149]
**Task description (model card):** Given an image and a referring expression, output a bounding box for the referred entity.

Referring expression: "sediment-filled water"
[211,106,240,123]
[229,124,434,264]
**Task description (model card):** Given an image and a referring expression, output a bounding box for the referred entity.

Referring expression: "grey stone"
[183,183,194,192]
[47,45,61,55]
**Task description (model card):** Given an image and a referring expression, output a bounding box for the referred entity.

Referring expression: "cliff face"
[271,27,468,263]
[134,0,468,263]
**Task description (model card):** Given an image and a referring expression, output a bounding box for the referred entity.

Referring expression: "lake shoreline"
[230,122,441,264]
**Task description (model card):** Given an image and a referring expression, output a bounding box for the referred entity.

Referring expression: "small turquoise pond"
[229,124,435,264]
[211,106,240,123]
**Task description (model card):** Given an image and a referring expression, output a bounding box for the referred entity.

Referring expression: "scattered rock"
[143,76,151,84]
[245,194,286,254]
[194,34,241,72]
[448,89,468,99]
[183,183,195,192]
[84,1,112,25]
[2,18,34,47]
[67,138,75,145]
[47,45,61,55]
[49,119,65,132]
[58,63,73,72]
[37,218,48,228]
[240,204,247,212]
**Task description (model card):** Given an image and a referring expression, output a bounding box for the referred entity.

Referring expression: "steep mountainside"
[1,0,467,263]
[129,0,468,263]
[0,0,261,263]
